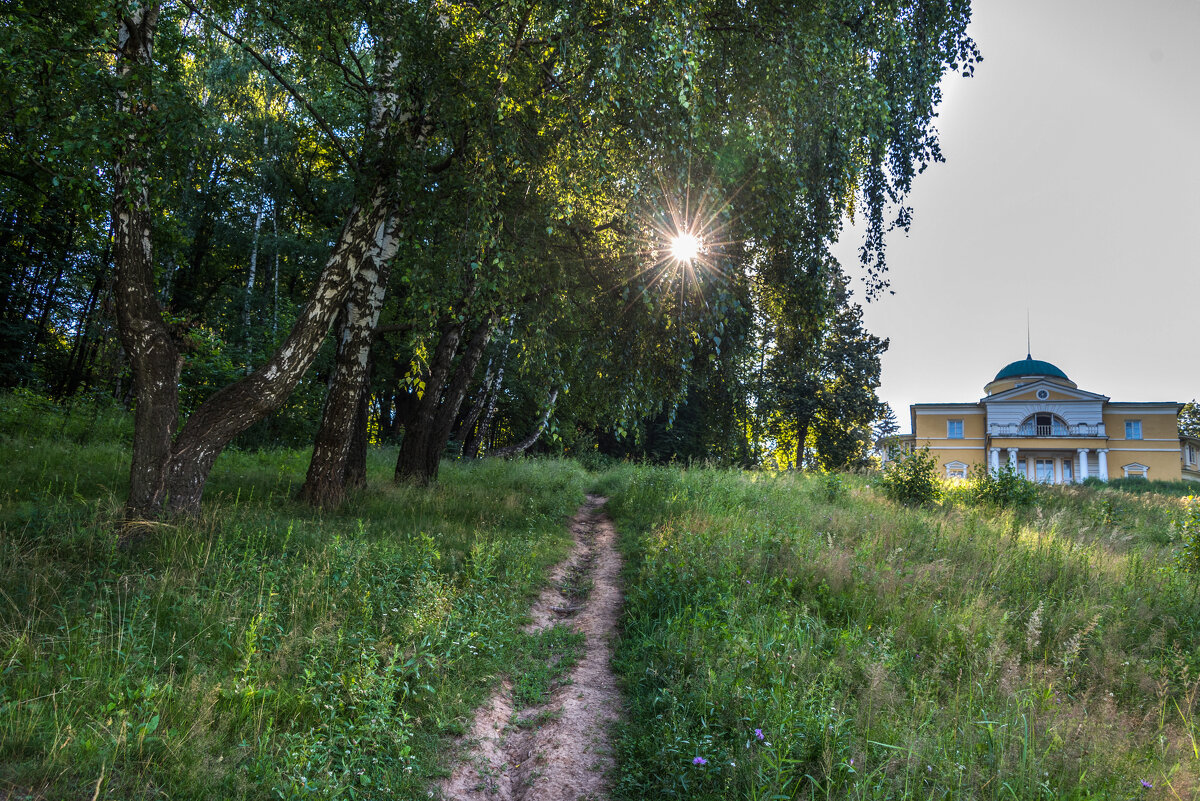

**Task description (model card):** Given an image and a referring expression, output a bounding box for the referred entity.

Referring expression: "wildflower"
[693,757,708,765]
[849,759,854,766]
[1142,780,1153,789]
[754,728,764,741]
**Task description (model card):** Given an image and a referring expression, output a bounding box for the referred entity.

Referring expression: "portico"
[989,445,1108,483]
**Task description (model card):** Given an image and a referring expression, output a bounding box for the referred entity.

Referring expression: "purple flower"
[1141,780,1153,789]
[849,758,854,766]
[754,728,764,741]
[693,756,708,765]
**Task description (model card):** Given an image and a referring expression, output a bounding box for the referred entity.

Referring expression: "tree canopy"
[1,0,979,514]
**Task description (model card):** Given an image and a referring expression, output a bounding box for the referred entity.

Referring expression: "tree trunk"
[487,388,559,458]
[242,195,265,342]
[108,19,410,519]
[58,264,104,398]
[795,416,811,471]
[394,316,494,484]
[393,318,464,484]
[110,4,184,519]
[453,357,492,448]
[298,250,393,507]
[271,204,279,337]
[343,375,371,488]
[463,319,512,458]
[161,183,399,515]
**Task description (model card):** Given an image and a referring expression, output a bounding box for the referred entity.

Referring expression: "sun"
[669,231,702,264]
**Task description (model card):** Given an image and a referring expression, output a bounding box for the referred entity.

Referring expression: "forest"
[1,0,977,518]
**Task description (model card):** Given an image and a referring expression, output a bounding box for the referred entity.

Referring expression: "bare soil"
[437,495,623,800]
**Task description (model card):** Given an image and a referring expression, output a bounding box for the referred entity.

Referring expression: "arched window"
[1020,412,1068,437]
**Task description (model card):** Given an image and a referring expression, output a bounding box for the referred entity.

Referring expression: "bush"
[1173,496,1200,573]
[965,464,1039,508]
[878,447,941,506]
[818,471,848,504]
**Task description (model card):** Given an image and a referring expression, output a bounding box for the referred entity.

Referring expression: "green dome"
[993,356,1069,382]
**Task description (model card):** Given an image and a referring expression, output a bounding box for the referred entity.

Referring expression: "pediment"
[983,379,1108,404]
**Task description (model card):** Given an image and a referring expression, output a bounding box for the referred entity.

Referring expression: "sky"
[833,0,1200,431]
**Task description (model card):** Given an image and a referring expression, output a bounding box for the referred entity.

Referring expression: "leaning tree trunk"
[110,3,185,519]
[161,185,399,514]
[395,316,494,484]
[487,388,559,459]
[298,252,392,507]
[106,15,407,519]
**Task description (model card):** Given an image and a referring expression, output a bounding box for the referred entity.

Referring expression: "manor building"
[891,356,1200,484]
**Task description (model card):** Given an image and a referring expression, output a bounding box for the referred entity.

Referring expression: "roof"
[993,355,1069,382]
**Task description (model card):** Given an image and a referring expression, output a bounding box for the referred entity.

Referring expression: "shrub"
[818,471,848,504]
[1173,496,1200,573]
[965,464,1039,508]
[878,447,941,506]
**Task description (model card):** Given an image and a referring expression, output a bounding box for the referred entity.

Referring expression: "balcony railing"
[988,423,1106,438]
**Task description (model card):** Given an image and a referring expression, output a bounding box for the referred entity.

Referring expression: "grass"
[5,389,1200,800]
[597,465,1200,800]
[0,393,588,799]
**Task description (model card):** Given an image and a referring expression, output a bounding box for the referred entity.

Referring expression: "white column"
[1007,448,1018,471]
[1055,457,1063,485]
[1077,449,1089,482]
[989,447,1001,474]
[1098,449,1109,481]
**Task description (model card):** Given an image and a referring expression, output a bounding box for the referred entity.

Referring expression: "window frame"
[947,419,964,439]
[1125,419,1143,440]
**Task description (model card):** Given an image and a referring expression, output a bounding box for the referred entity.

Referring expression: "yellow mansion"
[892,356,1200,484]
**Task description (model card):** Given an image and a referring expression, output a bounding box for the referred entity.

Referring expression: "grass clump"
[0,398,588,799]
[599,464,1200,800]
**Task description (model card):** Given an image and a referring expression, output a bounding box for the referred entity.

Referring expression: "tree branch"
[178,0,355,168]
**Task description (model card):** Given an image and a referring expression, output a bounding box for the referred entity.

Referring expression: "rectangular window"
[1062,458,1073,482]
[947,419,964,439]
[1125,420,1143,440]
[1035,459,1055,484]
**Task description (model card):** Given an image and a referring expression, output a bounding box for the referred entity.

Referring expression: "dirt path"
[438,495,623,801]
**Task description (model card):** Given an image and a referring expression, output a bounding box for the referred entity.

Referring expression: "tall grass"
[0,395,587,799]
[598,465,1200,800]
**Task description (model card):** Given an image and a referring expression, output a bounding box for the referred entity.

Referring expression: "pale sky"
[835,0,1200,431]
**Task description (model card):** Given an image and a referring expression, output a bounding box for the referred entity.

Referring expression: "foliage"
[819,471,849,504]
[962,464,1040,509]
[1173,496,1200,574]
[1180,400,1200,438]
[877,446,941,506]
[2,0,977,487]
[598,465,1200,800]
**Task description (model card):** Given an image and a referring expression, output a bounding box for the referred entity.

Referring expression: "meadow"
[0,393,588,798]
[599,466,1200,800]
[2,392,1199,800]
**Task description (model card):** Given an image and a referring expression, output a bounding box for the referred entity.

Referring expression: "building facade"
[891,356,1200,484]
